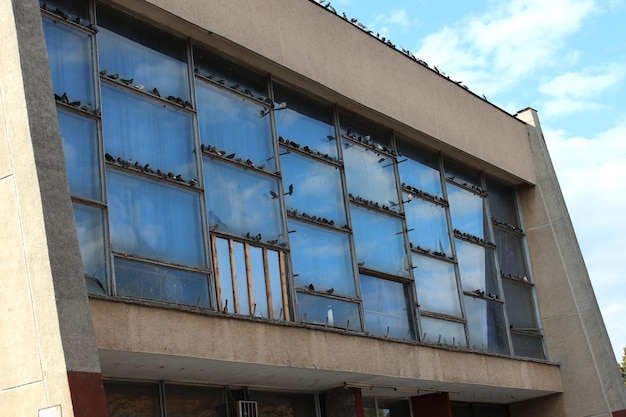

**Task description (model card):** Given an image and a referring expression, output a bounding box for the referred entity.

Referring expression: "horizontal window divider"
[453,229,496,248]
[463,289,504,303]
[99,75,196,112]
[445,175,488,197]
[348,195,404,217]
[71,195,107,208]
[105,160,201,189]
[410,245,456,262]
[112,251,210,274]
[194,72,274,108]
[492,218,525,235]
[210,230,290,250]
[500,271,533,285]
[201,147,279,177]
[509,327,544,336]
[419,311,466,323]
[96,293,215,314]
[278,138,342,166]
[41,7,98,34]
[55,99,101,118]
[295,286,358,302]
[401,183,448,207]
[341,134,396,157]
[286,209,350,232]
[357,266,414,283]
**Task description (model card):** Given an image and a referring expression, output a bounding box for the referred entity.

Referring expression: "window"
[412,254,461,317]
[361,274,414,339]
[73,203,106,294]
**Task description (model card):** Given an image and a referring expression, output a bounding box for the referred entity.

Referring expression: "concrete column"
[410,393,452,417]
[324,387,364,417]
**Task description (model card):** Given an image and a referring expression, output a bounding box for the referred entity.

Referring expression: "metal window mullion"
[334,106,364,332]
[440,155,469,348]
[482,174,514,356]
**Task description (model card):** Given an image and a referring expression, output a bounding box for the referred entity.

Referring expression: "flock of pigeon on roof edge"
[311,0,490,103]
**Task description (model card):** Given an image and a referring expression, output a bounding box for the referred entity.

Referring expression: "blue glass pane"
[412,254,461,317]
[98,27,189,100]
[344,143,399,208]
[204,159,283,242]
[58,110,100,200]
[43,17,94,107]
[289,220,355,296]
[281,152,346,225]
[464,296,509,354]
[405,197,451,255]
[448,183,485,238]
[420,316,466,347]
[214,238,234,313]
[397,150,442,197]
[72,203,106,294]
[361,275,414,340]
[297,293,361,331]
[274,85,337,157]
[114,257,209,307]
[267,250,285,320]
[250,246,269,318]
[233,242,250,315]
[351,206,410,277]
[197,82,275,172]
[107,170,205,267]
[102,84,196,179]
[456,239,498,294]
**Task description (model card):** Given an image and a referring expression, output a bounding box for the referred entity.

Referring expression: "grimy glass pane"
[215,238,234,313]
[204,159,283,242]
[98,9,189,100]
[297,292,361,331]
[487,178,519,227]
[43,17,94,107]
[344,143,399,209]
[73,203,106,294]
[108,170,205,267]
[420,316,467,346]
[397,141,442,197]
[281,151,346,225]
[289,220,355,296]
[105,381,161,417]
[511,333,545,359]
[233,242,249,315]
[267,250,285,319]
[444,160,481,188]
[447,183,485,238]
[456,239,499,294]
[464,296,509,354]
[502,279,538,329]
[197,82,276,172]
[41,0,91,23]
[339,112,392,149]
[360,275,414,340]
[412,253,461,317]
[351,206,410,277]
[494,228,528,277]
[274,84,338,157]
[58,110,100,200]
[102,84,196,180]
[405,197,451,255]
[114,257,210,307]
[164,384,227,417]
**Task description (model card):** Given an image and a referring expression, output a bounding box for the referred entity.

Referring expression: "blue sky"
[319,0,626,361]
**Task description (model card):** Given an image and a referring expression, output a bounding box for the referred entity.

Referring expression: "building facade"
[1,0,625,416]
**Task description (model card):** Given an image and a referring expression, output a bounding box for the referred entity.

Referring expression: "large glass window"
[73,203,106,294]
[448,184,485,239]
[412,254,461,317]
[351,206,409,277]
[289,220,355,296]
[405,197,451,255]
[102,84,196,180]
[58,110,100,200]
[107,170,205,267]
[204,159,283,242]
[455,239,498,294]
[361,275,414,339]
[464,296,509,354]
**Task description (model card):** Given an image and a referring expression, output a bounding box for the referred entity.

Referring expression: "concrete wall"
[99,0,536,185]
[0,0,105,416]
[515,109,626,417]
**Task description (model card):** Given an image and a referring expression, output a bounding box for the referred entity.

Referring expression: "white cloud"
[368,8,416,38]
[544,124,626,359]
[415,0,597,95]
[542,98,604,116]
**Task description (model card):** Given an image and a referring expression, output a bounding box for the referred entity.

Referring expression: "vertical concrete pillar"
[410,393,452,417]
[324,387,364,417]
